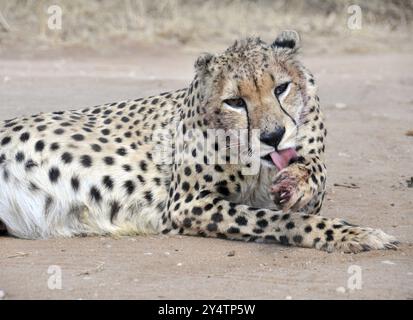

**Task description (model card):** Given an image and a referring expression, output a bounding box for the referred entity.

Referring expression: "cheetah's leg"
[272,91,327,215]
[166,197,398,253]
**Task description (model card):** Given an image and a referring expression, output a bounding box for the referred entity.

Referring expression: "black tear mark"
[276,95,297,127]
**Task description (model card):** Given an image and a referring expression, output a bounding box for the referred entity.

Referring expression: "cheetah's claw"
[270,165,312,212]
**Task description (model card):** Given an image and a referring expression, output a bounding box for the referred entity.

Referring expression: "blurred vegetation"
[0,0,412,51]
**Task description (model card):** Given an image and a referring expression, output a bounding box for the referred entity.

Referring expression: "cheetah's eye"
[223,98,247,109]
[274,82,291,97]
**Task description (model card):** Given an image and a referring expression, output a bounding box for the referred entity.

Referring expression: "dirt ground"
[0,45,412,300]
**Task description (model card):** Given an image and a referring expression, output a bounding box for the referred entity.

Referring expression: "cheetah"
[0,31,398,253]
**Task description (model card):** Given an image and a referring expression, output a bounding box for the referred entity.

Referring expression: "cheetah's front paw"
[270,165,313,212]
[316,225,399,253]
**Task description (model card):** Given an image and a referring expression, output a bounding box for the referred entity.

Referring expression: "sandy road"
[0,49,412,299]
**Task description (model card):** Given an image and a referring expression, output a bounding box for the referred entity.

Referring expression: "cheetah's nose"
[260,127,285,149]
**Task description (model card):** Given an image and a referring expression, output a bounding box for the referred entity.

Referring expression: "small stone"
[334,103,347,109]
[381,260,396,265]
[177,262,183,266]
[285,295,292,300]
[0,290,5,299]
[7,252,29,258]
[227,250,236,257]
[128,71,137,78]
[336,286,346,293]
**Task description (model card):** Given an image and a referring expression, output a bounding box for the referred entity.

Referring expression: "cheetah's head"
[194,30,315,171]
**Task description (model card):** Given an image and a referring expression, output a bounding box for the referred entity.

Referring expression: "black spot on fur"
[110,201,121,222]
[25,160,37,171]
[139,160,147,171]
[211,212,224,223]
[50,142,60,151]
[184,167,192,176]
[80,155,92,167]
[61,152,73,164]
[317,222,326,230]
[216,186,230,196]
[71,134,85,141]
[144,191,153,203]
[90,186,102,202]
[293,235,303,244]
[214,165,224,172]
[286,221,295,229]
[103,156,115,165]
[325,229,334,241]
[48,167,60,183]
[35,140,45,152]
[116,148,127,156]
[279,235,289,245]
[192,207,203,215]
[183,218,192,228]
[123,180,135,195]
[257,219,268,228]
[103,176,114,190]
[15,152,25,162]
[20,132,30,142]
[91,144,102,152]
[227,227,240,234]
[235,216,248,226]
[71,176,80,191]
[181,181,190,191]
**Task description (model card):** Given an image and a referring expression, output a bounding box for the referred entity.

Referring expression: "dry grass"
[0,0,412,52]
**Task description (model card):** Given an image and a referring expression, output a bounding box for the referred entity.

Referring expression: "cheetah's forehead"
[212,38,302,82]
[220,40,272,71]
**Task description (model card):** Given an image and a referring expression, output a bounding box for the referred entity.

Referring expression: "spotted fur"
[0,31,397,252]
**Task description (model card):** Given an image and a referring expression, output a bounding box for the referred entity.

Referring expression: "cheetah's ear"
[194,52,215,76]
[272,30,300,52]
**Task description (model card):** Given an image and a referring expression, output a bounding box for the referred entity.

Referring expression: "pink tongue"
[270,148,298,171]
